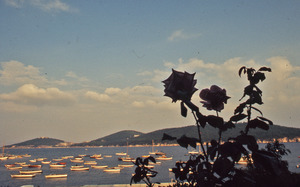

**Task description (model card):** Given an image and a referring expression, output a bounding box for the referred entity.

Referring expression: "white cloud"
[0,84,76,106]
[5,0,77,12]
[85,91,112,103]
[0,60,69,87]
[168,29,201,42]
[104,87,121,95]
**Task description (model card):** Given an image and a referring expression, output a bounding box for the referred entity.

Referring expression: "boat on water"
[45,174,67,179]
[70,159,84,163]
[0,156,8,160]
[84,161,97,165]
[28,164,42,168]
[49,163,66,168]
[103,167,121,172]
[91,165,108,169]
[155,151,166,156]
[11,174,36,178]
[7,166,23,170]
[41,161,51,164]
[115,152,127,156]
[103,155,112,158]
[52,158,63,161]
[71,165,84,168]
[19,170,43,174]
[90,154,102,159]
[29,159,37,163]
[71,167,90,171]
[149,140,158,155]
[118,156,135,162]
[156,155,173,160]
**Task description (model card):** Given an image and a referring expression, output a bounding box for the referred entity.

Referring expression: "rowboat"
[5,164,16,168]
[28,165,42,168]
[52,158,63,161]
[156,155,173,160]
[41,161,51,164]
[91,165,108,169]
[70,159,84,163]
[49,164,66,168]
[90,154,102,158]
[84,161,97,165]
[71,165,84,168]
[70,167,89,171]
[45,174,67,179]
[115,152,127,156]
[103,167,121,172]
[19,170,43,174]
[15,162,26,165]
[8,166,23,170]
[11,174,36,178]
[29,159,37,163]
[37,158,47,161]
[0,156,8,160]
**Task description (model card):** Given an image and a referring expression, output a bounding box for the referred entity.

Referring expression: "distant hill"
[72,130,144,147]
[6,124,300,148]
[6,137,65,148]
[73,123,300,146]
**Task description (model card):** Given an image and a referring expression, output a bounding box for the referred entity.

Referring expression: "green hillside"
[74,123,300,146]
[73,130,144,146]
[7,137,64,148]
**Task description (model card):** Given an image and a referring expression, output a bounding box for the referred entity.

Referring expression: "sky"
[0,0,299,145]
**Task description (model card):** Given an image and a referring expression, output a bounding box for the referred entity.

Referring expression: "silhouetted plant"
[160,66,299,186]
[131,156,159,187]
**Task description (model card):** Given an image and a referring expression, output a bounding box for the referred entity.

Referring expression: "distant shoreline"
[4,138,300,150]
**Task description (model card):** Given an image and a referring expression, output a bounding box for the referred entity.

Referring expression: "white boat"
[103,155,112,158]
[103,167,121,172]
[52,158,63,161]
[29,159,37,163]
[11,174,36,178]
[149,140,158,155]
[41,161,51,164]
[0,156,8,160]
[71,165,84,168]
[45,174,67,179]
[91,165,108,169]
[70,167,89,171]
[156,155,173,160]
[7,166,23,170]
[19,170,43,174]
[49,164,66,168]
[84,161,97,165]
[70,159,84,163]
[115,152,127,156]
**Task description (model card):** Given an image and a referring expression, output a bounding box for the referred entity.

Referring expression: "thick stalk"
[192,111,208,161]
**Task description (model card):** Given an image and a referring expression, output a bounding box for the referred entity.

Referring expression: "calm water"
[1,143,299,186]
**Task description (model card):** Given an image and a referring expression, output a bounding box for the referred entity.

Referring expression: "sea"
[0,143,299,187]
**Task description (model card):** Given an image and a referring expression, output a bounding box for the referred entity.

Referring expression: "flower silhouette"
[199,85,230,112]
[162,69,197,102]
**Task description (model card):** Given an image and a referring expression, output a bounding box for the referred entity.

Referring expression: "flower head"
[162,69,198,102]
[199,85,230,112]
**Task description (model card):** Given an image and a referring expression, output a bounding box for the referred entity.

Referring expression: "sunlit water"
[0,143,299,186]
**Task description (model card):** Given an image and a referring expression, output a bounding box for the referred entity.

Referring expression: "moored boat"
[11,174,36,178]
[7,166,23,170]
[115,152,127,156]
[91,165,108,169]
[156,155,173,160]
[103,167,121,172]
[70,167,90,171]
[28,164,42,168]
[45,174,67,179]
[19,170,43,174]
[49,163,66,168]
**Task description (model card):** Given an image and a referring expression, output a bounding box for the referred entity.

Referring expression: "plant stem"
[192,111,208,161]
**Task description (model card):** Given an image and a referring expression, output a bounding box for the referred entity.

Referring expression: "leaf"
[234,102,246,114]
[147,156,156,164]
[238,66,246,77]
[248,118,269,130]
[258,67,272,72]
[220,121,235,132]
[177,135,198,149]
[213,157,233,177]
[206,115,224,128]
[198,115,207,128]
[181,101,188,117]
[230,113,247,122]
[162,133,177,141]
[258,116,273,125]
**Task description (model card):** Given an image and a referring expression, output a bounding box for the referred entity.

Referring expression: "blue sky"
[0,0,299,144]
